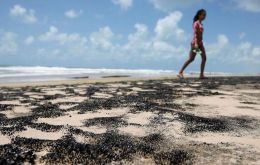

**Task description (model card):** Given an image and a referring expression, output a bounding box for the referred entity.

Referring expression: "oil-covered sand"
[0,76,260,164]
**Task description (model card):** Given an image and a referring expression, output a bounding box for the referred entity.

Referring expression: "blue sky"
[0,0,260,73]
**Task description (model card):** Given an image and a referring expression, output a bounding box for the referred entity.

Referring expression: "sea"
[0,66,257,83]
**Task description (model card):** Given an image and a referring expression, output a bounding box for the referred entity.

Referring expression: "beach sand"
[0,75,260,164]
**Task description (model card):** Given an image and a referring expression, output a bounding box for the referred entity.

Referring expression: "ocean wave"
[0,66,177,78]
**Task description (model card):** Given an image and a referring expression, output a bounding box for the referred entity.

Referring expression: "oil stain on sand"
[0,76,260,164]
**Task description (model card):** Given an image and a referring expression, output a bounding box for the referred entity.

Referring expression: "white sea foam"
[0,66,176,77]
[0,66,177,83]
[0,66,257,83]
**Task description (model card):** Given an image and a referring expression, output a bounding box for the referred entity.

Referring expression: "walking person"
[178,9,208,79]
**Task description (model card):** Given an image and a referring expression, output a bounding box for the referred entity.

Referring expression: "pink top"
[192,20,204,46]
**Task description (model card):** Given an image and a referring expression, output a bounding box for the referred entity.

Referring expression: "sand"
[124,111,156,125]
[0,133,11,145]
[36,107,130,127]
[0,75,260,164]
[15,127,64,140]
[1,106,32,118]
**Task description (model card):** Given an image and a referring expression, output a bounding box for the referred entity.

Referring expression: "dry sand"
[0,75,260,164]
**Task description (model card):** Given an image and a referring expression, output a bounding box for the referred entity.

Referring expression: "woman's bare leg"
[199,45,207,78]
[178,49,197,77]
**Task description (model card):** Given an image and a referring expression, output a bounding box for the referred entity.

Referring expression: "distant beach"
[0,66,253,84]
[0,66,176,83]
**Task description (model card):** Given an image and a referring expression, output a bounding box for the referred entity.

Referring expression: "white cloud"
[65,9,83,19]
[10,5,37,24]
[35,16,186,62]
[122,23,152,58]
[89,26,115,50]
[234,0,260,12]
[128,24,149,43]
[0,32,18,55]
[217,34,229,47]
[150,0,203,12]
[235,42,260,64]
[121,22,186,60]
[24,36,34,45]
[206,34,230,60]
[238,41,251,50]
[206,34,260,65]
[112,0,133,10]
[39,26,87,46]
[252,47,260,57]
[154,11,187,42]
[152,41,185,59]
[38,26,88,58]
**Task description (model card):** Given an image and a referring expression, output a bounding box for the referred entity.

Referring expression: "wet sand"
[0,75,260,164]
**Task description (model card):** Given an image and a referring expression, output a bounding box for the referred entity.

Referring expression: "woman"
[178,9,208,79]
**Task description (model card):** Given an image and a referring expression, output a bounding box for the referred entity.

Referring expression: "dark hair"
[193,9,206,23]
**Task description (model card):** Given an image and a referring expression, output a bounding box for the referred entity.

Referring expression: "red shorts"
[191,41,203,48]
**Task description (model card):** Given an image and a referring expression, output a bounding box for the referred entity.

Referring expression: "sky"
[0,0,260,73]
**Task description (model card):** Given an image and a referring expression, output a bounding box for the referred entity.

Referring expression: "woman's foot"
[199,75,208,79]
[177,72,184,79]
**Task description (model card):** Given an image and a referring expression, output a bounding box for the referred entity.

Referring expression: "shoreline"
[1,74,259,88]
